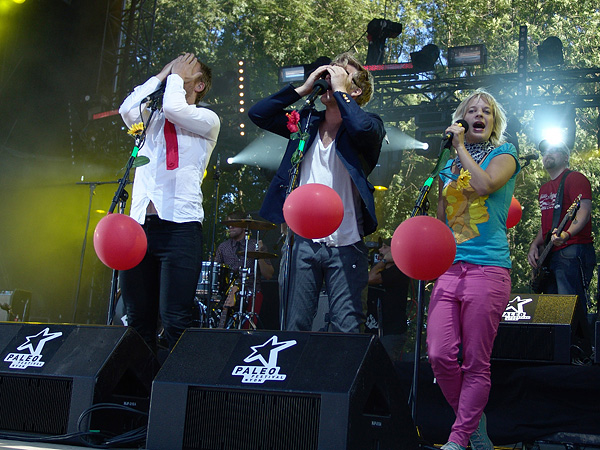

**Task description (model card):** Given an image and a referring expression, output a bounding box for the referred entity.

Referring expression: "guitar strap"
[551,169,572,231]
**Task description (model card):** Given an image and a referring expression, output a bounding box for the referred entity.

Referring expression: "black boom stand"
[105,101,158,326]
[278,104,317,330]
[408,144,451,428]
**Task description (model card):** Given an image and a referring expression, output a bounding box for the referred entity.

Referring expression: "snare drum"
[197,262,230,300]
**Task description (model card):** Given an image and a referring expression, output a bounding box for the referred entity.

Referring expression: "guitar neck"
[537,194,581,268]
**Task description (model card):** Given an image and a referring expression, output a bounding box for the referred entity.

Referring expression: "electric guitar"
[218,284,238,328]
[530,194,581,293]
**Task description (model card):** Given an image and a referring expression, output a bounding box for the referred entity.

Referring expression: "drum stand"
[218,217,277,329]
[234,230,259,330]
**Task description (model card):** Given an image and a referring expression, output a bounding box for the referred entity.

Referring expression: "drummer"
[215,210,274,318]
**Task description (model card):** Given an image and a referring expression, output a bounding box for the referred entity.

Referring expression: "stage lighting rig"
[366,18,403,65]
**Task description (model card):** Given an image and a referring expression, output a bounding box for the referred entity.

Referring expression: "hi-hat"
[222,219,276,231]
[237,250,278,259]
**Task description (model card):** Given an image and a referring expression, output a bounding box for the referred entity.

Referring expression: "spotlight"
[366,19,403,65]
[534,105,575,149]
[410,44,440,72]
[238,60,246,136]
[537,36,564,67]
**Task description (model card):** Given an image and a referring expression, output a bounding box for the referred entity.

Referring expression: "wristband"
[564,230,572,240]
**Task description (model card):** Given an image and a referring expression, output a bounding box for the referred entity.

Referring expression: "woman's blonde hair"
[452,88,507,147]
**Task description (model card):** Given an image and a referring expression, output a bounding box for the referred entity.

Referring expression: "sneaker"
[441,442,466,450]
[469,413,493,450]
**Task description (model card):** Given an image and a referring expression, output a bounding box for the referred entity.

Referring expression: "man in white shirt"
[119,53,220,352]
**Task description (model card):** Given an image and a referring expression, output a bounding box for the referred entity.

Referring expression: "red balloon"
[283,183,344,239]
[93,213,147,270]
[506,196,523,229]
[391,216,456,280]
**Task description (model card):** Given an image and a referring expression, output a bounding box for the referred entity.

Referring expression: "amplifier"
[0,290,32,322]
[595,321,600,364]
[501,293,577,324]
[492,293,577,364]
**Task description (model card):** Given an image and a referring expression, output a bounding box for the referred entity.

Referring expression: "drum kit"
[194,218,278,330]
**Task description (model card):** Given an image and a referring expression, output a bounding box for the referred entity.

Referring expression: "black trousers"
[120,216,203,352]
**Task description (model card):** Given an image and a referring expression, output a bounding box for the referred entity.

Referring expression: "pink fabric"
[426,262,511,447]
[164,118,179,170]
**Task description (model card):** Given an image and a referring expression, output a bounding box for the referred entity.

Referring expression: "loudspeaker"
[493,293,578,363]
[0,323,159,443]
[492,323,571,363]
[0,289,32,322]
[146,329,418,450]
[595,321,600,364]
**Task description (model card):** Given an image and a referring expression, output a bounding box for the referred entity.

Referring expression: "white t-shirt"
[298,133,362,246]
[119,75,220,224]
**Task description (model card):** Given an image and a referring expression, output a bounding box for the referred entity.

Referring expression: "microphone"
[303,79,330,107]
[520,153,539,162]
[143,83,166,103]
[441,119,469,149]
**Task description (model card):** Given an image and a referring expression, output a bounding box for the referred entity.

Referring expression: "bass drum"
[197,262,231,301]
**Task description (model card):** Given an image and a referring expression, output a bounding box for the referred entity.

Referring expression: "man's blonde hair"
[331,52,374,107]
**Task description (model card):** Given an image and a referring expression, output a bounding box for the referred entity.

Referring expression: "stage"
[396,360,600,448]
[1,323,600,450]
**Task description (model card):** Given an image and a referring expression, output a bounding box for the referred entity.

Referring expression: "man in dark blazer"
[248,52,384,333]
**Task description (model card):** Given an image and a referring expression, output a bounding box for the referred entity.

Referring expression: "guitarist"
[527,140,595,363]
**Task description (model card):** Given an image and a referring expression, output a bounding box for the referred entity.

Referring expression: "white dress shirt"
[119,74,220,224]
[298,134,362,246]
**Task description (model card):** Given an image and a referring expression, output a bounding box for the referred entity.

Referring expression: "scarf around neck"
[454,141,495,170]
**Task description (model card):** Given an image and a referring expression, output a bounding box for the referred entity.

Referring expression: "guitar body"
[530,261,551,294]
[218,284,238,329]
[529,194,581,293]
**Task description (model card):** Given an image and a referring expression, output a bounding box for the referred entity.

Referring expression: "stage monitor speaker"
[492,293,577,363]
[146,329,418,450]
[0,289,32,322]
[595,321,600,364]
[0,323,159,444]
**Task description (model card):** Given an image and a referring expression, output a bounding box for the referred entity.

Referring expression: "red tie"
[164,118,179,170]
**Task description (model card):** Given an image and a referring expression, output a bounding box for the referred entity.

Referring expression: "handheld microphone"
[441,119,469,149]
[143,83,166,103]
[303,79,330,107]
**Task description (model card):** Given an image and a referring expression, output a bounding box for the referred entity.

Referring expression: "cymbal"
[222,219,276,231]
[237,250,279,259]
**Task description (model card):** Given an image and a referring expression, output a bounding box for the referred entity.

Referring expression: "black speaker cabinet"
[0,323,159,442]
[0,289,32,322]
[492,293,577,363]
[595,321,600,364]
[147,329,418,450]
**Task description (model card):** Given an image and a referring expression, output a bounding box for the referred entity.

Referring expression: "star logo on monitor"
[244,335,297,367]
[3,327,63,370]
[232,335,297,384]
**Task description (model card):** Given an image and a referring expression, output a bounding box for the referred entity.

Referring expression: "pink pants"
[426,262,511,447]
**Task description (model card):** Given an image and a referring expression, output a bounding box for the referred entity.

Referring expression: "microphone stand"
[279,103,316,330]
[72,180,122,324]
[204,154,222,327]
[106,99,158,326]
[408,144,451,425]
